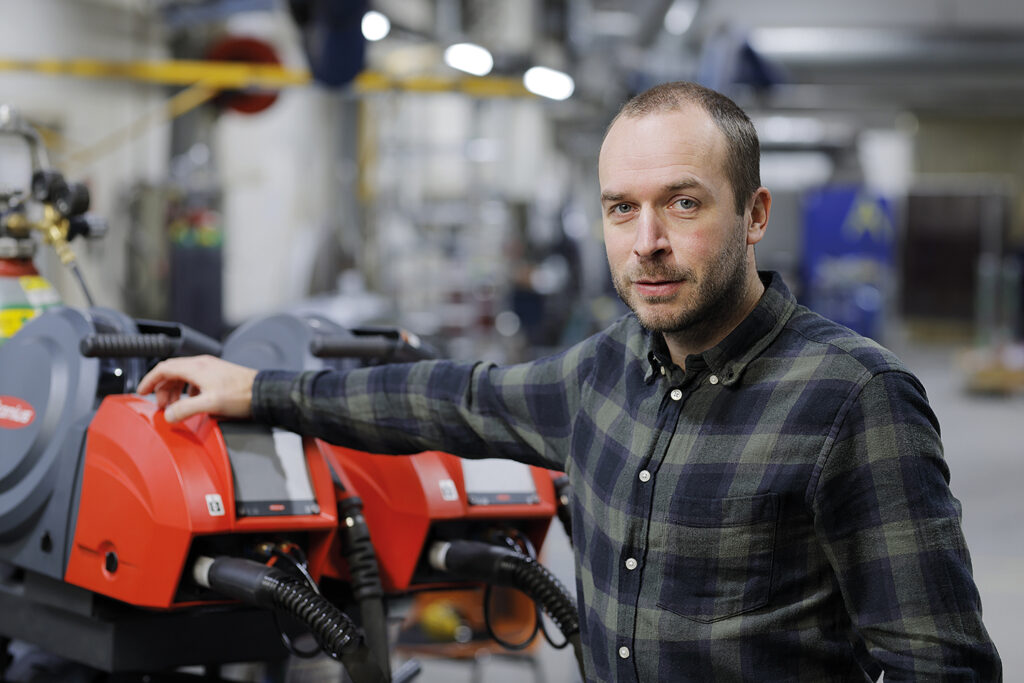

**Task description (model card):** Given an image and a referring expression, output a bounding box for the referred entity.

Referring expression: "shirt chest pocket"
[656,492,779,623]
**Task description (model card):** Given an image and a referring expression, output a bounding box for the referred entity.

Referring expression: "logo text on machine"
[0,396,35,429]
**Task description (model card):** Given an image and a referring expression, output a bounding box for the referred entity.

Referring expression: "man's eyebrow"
[601,179,707,203]
[664,179,705,193]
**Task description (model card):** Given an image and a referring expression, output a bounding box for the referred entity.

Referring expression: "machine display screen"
[461,458,539,506]
[220,423,319,517]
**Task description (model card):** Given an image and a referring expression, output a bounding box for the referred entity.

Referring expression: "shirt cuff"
[251,369,303,425]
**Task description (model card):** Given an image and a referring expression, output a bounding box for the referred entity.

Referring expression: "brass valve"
[2,205,76,265]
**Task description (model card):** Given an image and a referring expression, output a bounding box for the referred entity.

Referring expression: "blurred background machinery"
[2,0,1024,680]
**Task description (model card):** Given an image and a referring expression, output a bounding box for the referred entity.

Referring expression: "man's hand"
[137,355,259,423]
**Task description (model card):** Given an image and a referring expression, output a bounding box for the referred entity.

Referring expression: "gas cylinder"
[0,253,61,345]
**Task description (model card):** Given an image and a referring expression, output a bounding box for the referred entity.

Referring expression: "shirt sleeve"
[810,369,1001,681]
[250,342,593,471]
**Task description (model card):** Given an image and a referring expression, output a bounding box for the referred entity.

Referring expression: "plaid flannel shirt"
[253,272,1000,682]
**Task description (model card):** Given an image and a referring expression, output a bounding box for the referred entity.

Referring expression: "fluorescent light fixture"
[523,66,575,101]
[361,11,390,42]
[664,0,698,36]
[444,43,494,77]
[756,116,827,145]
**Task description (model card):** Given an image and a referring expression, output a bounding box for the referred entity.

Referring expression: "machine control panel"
[460,458,540,506]
[220,423,320,517]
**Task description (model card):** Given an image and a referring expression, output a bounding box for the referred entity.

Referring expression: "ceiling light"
[664,0,698,36]
[444,43,494,77]
[361,11,390,42]
[523,66,575,101]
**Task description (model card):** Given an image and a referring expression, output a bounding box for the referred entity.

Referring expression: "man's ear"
[746,187,771,246]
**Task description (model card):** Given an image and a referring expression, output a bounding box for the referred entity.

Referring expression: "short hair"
[607,81,761,215]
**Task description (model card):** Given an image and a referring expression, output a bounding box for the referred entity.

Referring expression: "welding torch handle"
[80,333,182,358]
[80,331,223,359]
[310,335,435,362]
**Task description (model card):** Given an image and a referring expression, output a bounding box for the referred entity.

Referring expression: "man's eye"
[614,203,632,214]
[675,198,697,210]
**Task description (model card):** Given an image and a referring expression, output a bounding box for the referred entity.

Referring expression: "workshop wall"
[0,0,170,310]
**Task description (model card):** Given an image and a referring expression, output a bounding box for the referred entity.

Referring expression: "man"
[139,82,1001,681]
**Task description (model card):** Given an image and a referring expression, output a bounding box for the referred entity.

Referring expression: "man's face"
[599,106,752,335]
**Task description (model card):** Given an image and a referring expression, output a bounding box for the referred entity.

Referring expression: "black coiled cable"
[263,572,358,656]
[196,555,387,683]
[492,553,579,641]
[430,539,584,679]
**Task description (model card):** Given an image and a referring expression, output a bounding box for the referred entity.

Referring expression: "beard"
[611,219,751,339]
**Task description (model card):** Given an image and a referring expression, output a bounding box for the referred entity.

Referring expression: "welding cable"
[193,556,387,683]
[492,530,570,651]
[267,545,323,659]
[551,474,573,544]
[428,540,584,679]
[338,497,392,682]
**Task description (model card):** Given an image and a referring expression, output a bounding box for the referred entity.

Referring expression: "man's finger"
[138,359,190,395]
[138,356,214,395]
[164,393,217,423]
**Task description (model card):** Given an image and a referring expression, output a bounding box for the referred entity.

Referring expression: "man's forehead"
[601,106,720,156]
[599,107,727,185]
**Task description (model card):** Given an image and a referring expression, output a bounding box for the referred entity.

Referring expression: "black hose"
[70,262,95,308]
[429,540,584,679]
[338,497,392,681]
[551,474,573,544]
[194,556,387,683]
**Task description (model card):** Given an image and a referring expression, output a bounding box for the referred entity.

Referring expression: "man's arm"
[138,345,590,471]
[811,370,1001,681]
[251,354,582,470]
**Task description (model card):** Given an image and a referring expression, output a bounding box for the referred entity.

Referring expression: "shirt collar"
[643,271,797,385]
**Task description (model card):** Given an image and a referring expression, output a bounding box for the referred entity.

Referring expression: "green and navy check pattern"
[253,272,1000,682]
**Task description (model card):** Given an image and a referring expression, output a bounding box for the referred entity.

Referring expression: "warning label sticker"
[19,276,61,307]
[0,308,35,340]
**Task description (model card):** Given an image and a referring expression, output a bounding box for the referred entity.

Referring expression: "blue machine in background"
[801,186,896,342]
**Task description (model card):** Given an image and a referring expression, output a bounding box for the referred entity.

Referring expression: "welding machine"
[0,305,398,681]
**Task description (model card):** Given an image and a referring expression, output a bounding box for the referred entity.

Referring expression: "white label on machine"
[460,458,539,506]
[206,493,226,516]
[271,428,317,502]
[438,478,459,501]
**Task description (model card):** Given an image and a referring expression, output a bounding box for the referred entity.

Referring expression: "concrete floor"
[408,341,1022,683]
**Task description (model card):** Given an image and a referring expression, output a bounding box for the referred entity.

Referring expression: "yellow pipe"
[354,71,532,98]
[0,58,310,89]
[0,58,532,97]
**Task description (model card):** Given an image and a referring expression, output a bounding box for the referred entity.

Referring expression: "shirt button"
[625,557,638,570]
[638,469,651,483]
[670,388,682,400]
[709,374,719,385]
[660,366,666,376]
[618,646,630,659]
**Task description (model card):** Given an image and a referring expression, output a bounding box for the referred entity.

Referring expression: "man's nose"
[633,209,670,258]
